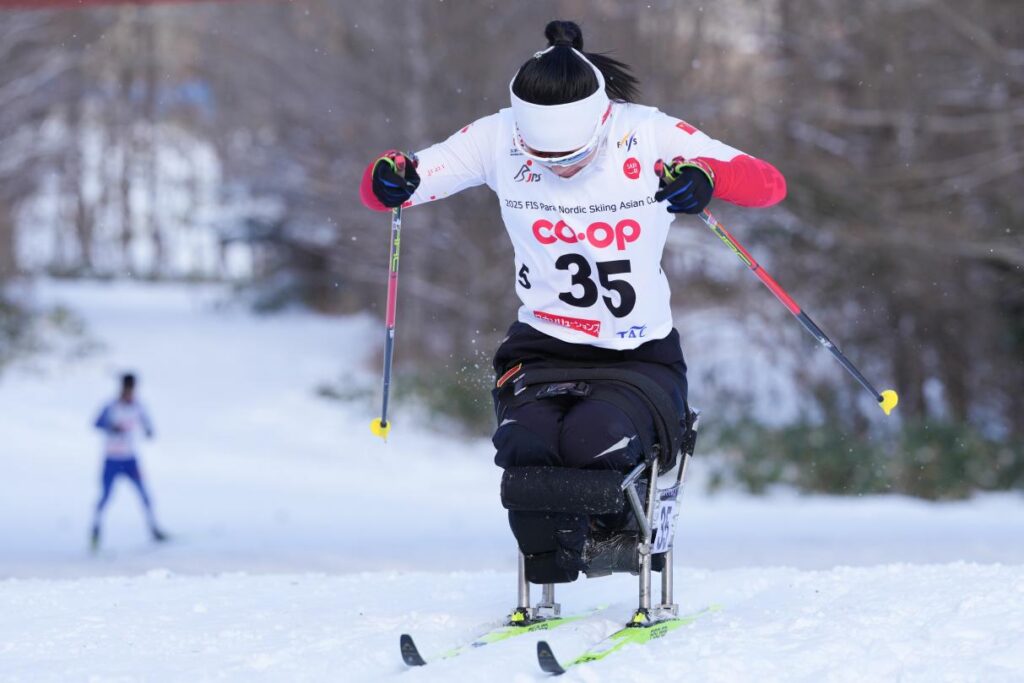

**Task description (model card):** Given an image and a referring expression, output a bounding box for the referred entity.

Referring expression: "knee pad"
[501,466,626,515]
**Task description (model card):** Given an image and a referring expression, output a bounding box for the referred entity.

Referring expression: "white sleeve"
[407,114,499,207]
[651,110,745,163]
[139,404,154,435]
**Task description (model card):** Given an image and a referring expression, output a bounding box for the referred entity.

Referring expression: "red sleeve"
[359,157,389,212]
[652,111,786,208]
[698,155,787,208]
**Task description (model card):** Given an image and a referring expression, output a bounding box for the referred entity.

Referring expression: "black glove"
[371,151,420,208]
[654,157,714,214]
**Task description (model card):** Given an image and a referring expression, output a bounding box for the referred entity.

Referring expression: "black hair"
[511,20,639,105]
[121,373,136,391]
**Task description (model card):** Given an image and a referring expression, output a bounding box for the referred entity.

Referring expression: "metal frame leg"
[536,582,560,619]
[635,459,659,618]
[517,552,529,611]
[650,448,694,620]
[660,549,674,608]
[511,551,560,624]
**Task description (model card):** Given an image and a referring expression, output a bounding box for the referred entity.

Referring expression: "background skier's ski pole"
[370,204,403,440]
[696,207,899,416]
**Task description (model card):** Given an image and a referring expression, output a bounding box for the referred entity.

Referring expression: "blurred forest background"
[0,0,1021,498]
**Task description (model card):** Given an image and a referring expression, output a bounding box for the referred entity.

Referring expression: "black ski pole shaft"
[697,208,898,415]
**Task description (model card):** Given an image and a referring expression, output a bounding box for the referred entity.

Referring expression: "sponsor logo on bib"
[514,160,542,183]
[533,310,601,337]
[532,218,641,250]
[623,157,641,180]
[616,325,647,339]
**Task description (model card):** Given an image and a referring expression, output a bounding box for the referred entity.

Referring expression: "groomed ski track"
[3,564,1023,681]
[1,282,1023,682]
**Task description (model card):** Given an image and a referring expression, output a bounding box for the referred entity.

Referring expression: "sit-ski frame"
[510,414,698,627]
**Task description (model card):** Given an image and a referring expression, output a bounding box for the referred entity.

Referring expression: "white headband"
[509,47,611,153]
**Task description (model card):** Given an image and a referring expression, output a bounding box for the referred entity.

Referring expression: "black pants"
[491,322,688,579]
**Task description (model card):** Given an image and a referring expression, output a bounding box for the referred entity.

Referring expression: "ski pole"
[696,207,899,416]
[370,204,403,440]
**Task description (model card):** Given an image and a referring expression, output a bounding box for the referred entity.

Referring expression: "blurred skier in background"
[90,372,167,551]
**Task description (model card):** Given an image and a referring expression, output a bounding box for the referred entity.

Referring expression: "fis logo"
[617,131,638,151]
[514,161,542,183]
[616,325,647,339]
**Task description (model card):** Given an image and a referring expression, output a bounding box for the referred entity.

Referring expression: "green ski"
[537,605,721,675]
[400,605,607,666]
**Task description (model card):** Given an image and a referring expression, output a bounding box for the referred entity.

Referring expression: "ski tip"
[537,640,566,675]
[370,418,391,440]
[879,389,899,416]
[399,634,426,667]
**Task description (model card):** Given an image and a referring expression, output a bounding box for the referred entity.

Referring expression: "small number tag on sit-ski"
[651,483,680,554]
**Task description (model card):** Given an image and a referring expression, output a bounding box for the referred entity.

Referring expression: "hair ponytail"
[584,53,639,103]
[544,19,584,50]
[512,20,640,105]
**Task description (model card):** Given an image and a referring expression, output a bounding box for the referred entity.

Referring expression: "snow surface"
[1,280,1022,682]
